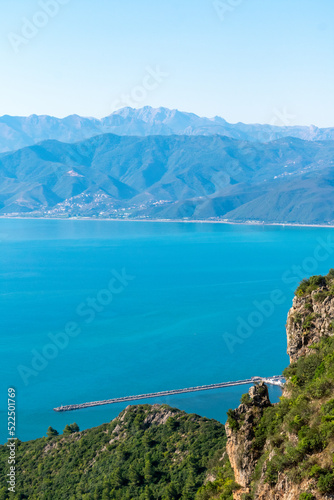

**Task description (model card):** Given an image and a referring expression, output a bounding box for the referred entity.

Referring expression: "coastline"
[0,215,334,229]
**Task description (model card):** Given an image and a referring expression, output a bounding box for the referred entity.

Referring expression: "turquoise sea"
[1,219,334,442]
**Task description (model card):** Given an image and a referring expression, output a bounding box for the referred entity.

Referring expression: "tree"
[63,424,73,435]
[129,464,141,486]
[184,471,197,496]
[63,423,80,435]
[144,457,154,483]
[46,426,59,438]
[144,485,153,500]
[69,422,80,433]
[162,482,178,500]
[110,467,123,488]
[0,486,8,500]
[166,417,179,432]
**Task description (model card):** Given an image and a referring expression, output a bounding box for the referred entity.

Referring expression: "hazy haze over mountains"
[1,132,334,224]
[0,106,334,153]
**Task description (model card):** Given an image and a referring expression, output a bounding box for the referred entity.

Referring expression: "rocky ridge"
[225,383,271,497]
[286,273,334,363]
[223,270,334,500]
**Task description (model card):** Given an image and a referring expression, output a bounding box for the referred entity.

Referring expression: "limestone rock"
[225,382,271,489]
[286,290,334,363]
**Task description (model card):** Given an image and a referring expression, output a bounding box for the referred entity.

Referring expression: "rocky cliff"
[225,383,271,498]
[286,272,334,363]
[223,270,334,500]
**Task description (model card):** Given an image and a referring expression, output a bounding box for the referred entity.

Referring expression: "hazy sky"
[0,0,333,126]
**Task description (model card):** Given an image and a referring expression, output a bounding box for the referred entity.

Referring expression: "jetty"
[53,375,284,412]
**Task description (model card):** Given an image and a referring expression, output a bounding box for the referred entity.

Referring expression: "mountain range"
[1,132,334,224]
[0,106,334,153]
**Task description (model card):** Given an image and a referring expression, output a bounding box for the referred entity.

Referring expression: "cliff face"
[224,270,334,500]
[287,290,334,363]
[225,383,271,495]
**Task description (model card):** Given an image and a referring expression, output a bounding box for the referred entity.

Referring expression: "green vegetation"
[0,405,227,500]
[295,269,334,297]
[226,408,239,431]
[46,426,59,438]
[214,271,334,498]
[1,272,334,499]
[246,334,334,495]
[63,423,80,435]
[225,393,253,433]
[314,290,330,302]
[292,312,321,333]
[195,458,240,500]
[302,313,315,331]
[240,393,252,406]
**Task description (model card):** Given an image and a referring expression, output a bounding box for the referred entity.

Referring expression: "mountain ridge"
[1,133,334,224]
[0,106,333,153]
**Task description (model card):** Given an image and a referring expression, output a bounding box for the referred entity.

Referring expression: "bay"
[0,219,332,442]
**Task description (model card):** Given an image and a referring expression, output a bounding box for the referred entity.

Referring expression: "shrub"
[295,279,311,297]
[240,393,252,406]
[309,378,333,399]
[309,464,323,478]
[288,414,305,432]
[297,426,323,454]
[195,458,240,500]
[265,453,285,485]
[299,494,315,500]
[321,398,334,421]
[303,314,315,330]
[227,409,239,431]
[293,312,303,325]
[296,276,327,297]
[284,353,322,387]
[318,472,334,493]
[314,291,329,303]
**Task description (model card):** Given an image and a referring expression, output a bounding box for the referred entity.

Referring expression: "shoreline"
[0,216,334,229]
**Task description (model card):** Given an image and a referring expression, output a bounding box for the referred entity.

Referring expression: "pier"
[53,375,284,412]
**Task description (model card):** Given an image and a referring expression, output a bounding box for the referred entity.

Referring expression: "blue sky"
[0,0,333,126]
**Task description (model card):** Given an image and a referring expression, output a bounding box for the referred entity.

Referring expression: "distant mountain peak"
[0,107,332,154]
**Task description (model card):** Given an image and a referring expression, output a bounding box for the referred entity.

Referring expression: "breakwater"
[54,376,284,412]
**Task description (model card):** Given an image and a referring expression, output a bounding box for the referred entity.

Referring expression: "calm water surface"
[1,219,333,441]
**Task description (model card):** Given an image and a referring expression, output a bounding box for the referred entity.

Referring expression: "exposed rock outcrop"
[143,404,178,426]
[286,290,334,363]
[225,271,334,500]
[225,382,271,495]
[255,478,322,500]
